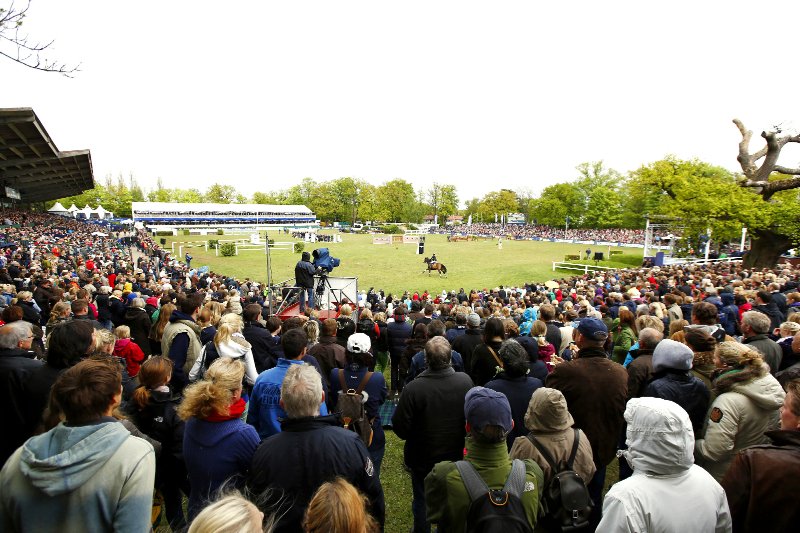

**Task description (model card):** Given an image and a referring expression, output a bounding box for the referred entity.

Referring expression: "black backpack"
[455,459,533,533]
[336,370,374,446]
[528,429,593,532]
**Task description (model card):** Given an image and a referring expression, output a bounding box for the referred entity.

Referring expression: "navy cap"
[464,387,513,433]
[577,317,608,340]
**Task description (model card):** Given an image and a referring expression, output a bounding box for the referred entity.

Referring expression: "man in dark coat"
[294,251,316,313]
[546,317,627,526]
[241,304,276,372]
[752,290,784,334]
[308,318,345,391]
[741,310,783,374]
[721,378,800,532]
[0,321,42,465]
[626,327,662,400]
[122,298,152,356]
[247,364,384,533]
[392,336,474,533]
[387,306,412,394]
[451,312,483,373]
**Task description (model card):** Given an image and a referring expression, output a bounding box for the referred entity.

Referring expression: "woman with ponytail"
[189,313,259,386]
[179,357,259,521]
[695,341,785,481]
[126,356,188,530]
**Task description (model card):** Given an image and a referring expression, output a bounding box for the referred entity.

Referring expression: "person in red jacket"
[113,324,145,378]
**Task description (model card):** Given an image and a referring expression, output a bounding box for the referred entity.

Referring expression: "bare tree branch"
[0,0,80,76]
[733,118,800,200]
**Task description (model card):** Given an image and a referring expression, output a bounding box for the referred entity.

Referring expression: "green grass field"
[166,233,643,295]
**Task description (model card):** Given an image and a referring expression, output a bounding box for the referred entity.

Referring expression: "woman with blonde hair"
[612,307,637,364]
[695,342,785,481]
[335,303,356,347]
[180,358,259,520]
[189,313,258,385]
[45,301,72,337]
[13,290,41,325]
[189,491,270,533]
[303,478,379,533]
[304,319,320,349]
[197,301,224,345]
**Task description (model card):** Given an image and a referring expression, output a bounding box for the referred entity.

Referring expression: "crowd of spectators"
[1,209,800,532]
[430,222,673,245]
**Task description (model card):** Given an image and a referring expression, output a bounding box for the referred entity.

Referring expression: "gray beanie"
[652,339,694,372]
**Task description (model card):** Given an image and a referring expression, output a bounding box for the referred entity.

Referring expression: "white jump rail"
[552,261,619,274]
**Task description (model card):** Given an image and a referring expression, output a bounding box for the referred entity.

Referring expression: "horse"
[422,257,447,276]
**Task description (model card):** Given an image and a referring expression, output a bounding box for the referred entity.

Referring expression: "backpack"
[455,459,533,533]
[528,429,593,532]
[336,370,374,446]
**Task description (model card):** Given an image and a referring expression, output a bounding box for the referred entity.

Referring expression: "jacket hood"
[20,421,131,496]
[524,387,574,432]
[721,292,734,306]
[622,397,694,476]
[124,306,147,318]
[684,324,727,343]
[169,310,195,323]
[730,372,785,410]
[216,333,250,358]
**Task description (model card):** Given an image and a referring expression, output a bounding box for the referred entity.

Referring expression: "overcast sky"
[3,1,799,206]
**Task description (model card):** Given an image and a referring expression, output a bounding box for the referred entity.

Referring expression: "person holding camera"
[295,251,316,313]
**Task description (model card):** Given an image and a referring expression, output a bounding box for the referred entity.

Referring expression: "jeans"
[299,286,314,312]
[587,464,607,529]
[370,446,386,481]
[410,468,431,533]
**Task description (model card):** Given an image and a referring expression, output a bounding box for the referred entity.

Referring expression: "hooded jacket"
[696,369,785,481]
[188,333,259,385]
[599,398,731,533]
[509,387,595,484]
[0,420,155,533]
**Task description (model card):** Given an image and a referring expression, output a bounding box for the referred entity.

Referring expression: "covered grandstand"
[0,108,94,205]
[132,202,318,234]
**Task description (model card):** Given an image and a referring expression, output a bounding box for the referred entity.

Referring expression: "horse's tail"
[441,264,447,274]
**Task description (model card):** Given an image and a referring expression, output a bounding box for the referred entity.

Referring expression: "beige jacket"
[509,387,596,484]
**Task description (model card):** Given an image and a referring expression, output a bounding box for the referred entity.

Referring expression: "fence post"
[552,261,556,272]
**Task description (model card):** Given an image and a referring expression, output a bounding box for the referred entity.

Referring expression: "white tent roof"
[48,202,68,213]
[68,204,79,212]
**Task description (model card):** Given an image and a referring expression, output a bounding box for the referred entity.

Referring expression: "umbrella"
[544,280,559,289]
[91,231,108,236]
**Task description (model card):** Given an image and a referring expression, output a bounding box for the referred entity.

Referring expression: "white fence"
[552,261,619,274]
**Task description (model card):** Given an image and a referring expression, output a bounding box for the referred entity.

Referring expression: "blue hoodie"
[0,420,155,533]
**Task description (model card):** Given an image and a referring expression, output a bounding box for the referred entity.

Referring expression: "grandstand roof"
[132,202,313,214]
[0,108,94,203]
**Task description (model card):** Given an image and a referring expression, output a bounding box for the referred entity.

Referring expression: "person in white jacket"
[190,314,259,385]
[598,397,732,533]
[695,341,785,481]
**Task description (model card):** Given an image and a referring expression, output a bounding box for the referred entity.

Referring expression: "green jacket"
[612,325,636,365]
[425,437,544,533]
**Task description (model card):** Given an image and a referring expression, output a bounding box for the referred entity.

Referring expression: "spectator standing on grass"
[248,364,384,533]
[162,292,204,392]
[425,386,544,533]
[329,333,388,478]
[546,317,627,527]
[393,336,474,533]
[598,397,731,532]
[485,339,544,449]
[387,305,412,394]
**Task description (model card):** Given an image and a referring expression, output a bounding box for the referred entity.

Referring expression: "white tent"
[67,204,79,214]
[47,202,69,216]
[95,205,113,219]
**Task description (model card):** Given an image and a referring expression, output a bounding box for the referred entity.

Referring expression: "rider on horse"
[430,253,438,266]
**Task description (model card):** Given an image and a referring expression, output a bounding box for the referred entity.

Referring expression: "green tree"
[204,183,238,203]
[478,189,519,222]
[426,182,458,221]
[376,179,417,222]
[529,183,584,226]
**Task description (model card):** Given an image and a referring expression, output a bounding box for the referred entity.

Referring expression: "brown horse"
[422,257,448,276]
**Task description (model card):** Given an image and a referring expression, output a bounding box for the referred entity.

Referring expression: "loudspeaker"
[593,252,604,261]
[160,238,166,245]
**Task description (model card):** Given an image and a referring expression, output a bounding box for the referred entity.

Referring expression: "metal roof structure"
[0,108,94,203]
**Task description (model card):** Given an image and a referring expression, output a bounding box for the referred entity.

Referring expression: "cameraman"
[295,251,316,313]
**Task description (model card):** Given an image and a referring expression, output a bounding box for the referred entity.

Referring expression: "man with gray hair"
[248,364,384,533]
[0,321,42,465]
[741,310,782,374]
[393,336,474,533]
[627,327,664,400]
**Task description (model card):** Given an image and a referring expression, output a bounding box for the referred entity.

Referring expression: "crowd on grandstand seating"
[2,209,800,532]
[431,222,674,245]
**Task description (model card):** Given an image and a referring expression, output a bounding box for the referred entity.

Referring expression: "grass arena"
[165,232,644,295]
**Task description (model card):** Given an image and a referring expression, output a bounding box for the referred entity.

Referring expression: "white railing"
[663,256,743,266]
[552,261,619,274]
